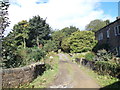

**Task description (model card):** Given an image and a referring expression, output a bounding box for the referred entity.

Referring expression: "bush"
[2,47,46,68]
[94,49,113,61]
[28,47,45,62]
[95,61,120,78]
[43,40,58,52]
[85,52,95,61]
[61,31,97,53]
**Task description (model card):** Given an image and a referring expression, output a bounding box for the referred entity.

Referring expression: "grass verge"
[78,64,120,88]
[20,52,59,88]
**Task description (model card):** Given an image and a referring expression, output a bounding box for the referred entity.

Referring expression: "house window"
[98,33,103,40]
[118,25,120,35]
[114,25,120,36]
[114,26,117,36]
[107,28,110,38]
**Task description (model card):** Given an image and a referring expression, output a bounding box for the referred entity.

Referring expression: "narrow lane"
[49,53,100,88]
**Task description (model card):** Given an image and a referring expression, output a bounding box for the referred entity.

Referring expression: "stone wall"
[2,62,45,88]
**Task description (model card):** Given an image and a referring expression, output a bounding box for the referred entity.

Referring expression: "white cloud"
[5,0,116,35]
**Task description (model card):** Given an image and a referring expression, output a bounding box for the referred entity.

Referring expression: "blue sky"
[99,2,118,18]
[5,0,119,35]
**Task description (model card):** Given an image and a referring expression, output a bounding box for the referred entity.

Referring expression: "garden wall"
[75,58,120,79]
[2,62,45,88]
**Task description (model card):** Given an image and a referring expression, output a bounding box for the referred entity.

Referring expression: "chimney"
[116,16,120,20]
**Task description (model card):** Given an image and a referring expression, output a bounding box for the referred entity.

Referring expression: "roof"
[95,18,120,33]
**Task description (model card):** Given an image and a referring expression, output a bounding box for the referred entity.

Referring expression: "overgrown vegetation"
[78,64,120,88]
[73,50,120,79]
[1,15,51,68]
[1,1,119,88]
[62,31,97,53]
[20,52,59,88]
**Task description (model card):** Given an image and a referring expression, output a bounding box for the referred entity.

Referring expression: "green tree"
[85,19,106,32]
[61,26,79,37]
[0,0,10,38]
[43,40,58,52]
[13,20,30,48]
[28,15,51,47]
[62,31,97,53]
[51,26,79,50]
[51,30,66,49]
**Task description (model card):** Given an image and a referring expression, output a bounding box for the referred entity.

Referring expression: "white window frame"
[114,26,118,36]
[107,28,110,38]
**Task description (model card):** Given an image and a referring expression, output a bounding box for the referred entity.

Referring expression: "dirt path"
[48,53,100,88]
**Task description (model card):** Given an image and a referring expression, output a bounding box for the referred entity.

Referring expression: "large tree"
[61,26,79,37]
[13,20,30,48]
[51,26,79,49]
[28,15,51,47]
[85,19,107,32]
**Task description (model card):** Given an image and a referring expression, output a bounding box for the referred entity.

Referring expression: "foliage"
[1,15,51,68]
[51,30,66,49]
[0,0,10,37]
[71,53,86,61]
[79,64,120,88]
[28,15,51,47]
[94,61,120,78]
[94,49,113,61]
[43,40,58,52]
[20,52,59,88]
[61,37,71,52]
[62,31,97,53]
[2,36,19,68]
[12,20,30,48]
[51,26,79,50]
[2,42,45,68]
[0,0,10,68]
[61,26,79,37]
[85,19,107,32]
[85,52,95,61]
[26,47,45,62]
[17,47,45,66]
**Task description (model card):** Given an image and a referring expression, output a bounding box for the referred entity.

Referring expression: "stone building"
[95,17,120,56]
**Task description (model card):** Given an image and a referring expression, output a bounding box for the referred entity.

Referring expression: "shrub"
[94,49,113,61]
[2,47,46,68]
[43,40,58,52]
[29,48,45,62]
[94,61,120,77]
[85,52,95,61]
[61,31,97,53]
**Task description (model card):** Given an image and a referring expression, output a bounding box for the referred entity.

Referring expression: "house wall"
[95,19,120,55]
[2,62,45,88]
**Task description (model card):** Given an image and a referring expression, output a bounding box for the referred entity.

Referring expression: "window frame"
[114,26,118,36]
[107,28,110,38]
[98,32,103,41]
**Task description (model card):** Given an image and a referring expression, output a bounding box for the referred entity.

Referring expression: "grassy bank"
[78,64,120,88]
[20,52,59,88]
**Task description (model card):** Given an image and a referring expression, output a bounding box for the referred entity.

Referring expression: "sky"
[4,0,120,35]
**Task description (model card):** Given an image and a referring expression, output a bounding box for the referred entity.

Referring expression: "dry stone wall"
[2,62,45,88]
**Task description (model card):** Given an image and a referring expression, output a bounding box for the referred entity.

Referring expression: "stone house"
[95,17,120,56]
